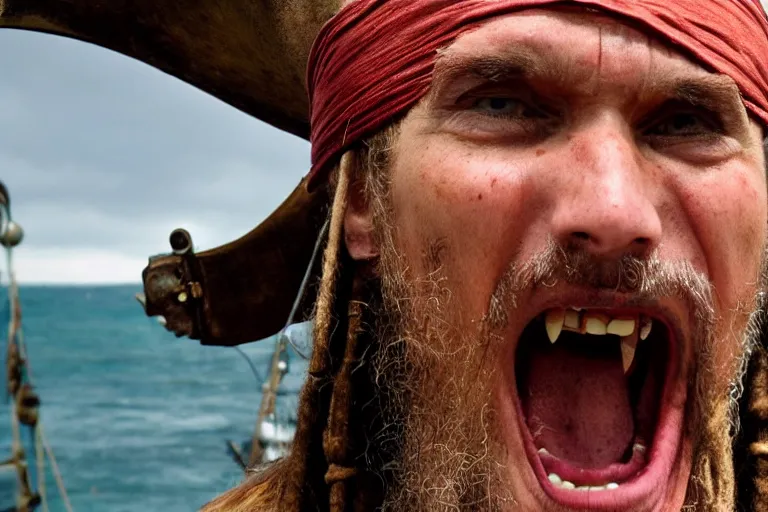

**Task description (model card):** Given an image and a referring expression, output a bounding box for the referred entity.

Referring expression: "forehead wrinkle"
[428,9,700,102]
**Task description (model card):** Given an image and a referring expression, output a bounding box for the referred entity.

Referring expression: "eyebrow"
[438,56,531,82]
[665,76,746,120]
[428,51,558,100]
[637,73,750,139]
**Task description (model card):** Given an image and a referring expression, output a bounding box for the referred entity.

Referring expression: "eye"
[643,109,722,138]
[638,103,738,163]
[446,86,562,141]
[473,97,545,119]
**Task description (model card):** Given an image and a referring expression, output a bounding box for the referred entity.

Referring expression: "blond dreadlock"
[201,153,354,512]
[203,127,398,512]
[284,148,390,512]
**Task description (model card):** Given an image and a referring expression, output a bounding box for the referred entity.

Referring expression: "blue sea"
[0,285,310,512]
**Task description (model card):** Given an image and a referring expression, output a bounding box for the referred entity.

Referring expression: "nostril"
[572,232,590,241]
[566,232,655,257]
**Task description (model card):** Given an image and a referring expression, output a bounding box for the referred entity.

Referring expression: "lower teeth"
[548,473,619,491]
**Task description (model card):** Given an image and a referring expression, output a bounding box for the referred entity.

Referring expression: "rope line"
[229,218,329,394]
[232,346,264,388]
[39,425,73,512]
[4,245,74,511]
[281,218,330,361]
[35,428,48,512]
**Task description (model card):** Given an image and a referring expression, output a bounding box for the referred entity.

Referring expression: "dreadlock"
[279,130,402,511]
[203,127,398,512]
[736,332,768,511]
[734,137,768,511]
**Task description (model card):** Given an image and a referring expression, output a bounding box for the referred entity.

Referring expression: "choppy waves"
[1,285,309,511]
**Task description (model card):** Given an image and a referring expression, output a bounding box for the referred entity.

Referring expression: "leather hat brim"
[0,0,342,138]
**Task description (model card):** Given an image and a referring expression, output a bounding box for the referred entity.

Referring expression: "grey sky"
[2,4,768,283]
[1,30,308,283]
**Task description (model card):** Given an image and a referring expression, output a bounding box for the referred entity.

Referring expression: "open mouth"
[514,306,683,508]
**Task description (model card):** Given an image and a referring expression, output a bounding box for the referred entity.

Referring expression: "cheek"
[682,168,766,301]
[678,165,767,366]
[389,142,546,314]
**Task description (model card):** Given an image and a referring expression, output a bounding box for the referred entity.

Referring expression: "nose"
[550,122,662,259]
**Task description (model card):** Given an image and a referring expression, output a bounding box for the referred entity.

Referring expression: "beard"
[363,190,766,511]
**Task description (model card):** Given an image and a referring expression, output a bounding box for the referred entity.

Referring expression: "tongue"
[522,337,634,469]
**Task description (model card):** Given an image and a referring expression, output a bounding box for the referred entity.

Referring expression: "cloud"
[0,30,309,284]
[3,6,768,283]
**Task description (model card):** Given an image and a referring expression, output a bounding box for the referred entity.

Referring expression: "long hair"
[202,128,398,512]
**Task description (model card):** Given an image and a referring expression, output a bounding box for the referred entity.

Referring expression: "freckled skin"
[344,6,767,512]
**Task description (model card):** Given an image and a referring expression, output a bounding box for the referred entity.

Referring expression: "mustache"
[487,240,716,332]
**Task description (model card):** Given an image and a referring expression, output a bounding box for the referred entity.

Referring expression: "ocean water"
[0,285,310,512]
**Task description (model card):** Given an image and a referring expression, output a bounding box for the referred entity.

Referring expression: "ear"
[344,179,379,260]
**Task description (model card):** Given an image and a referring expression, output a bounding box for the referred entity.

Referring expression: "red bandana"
[306,0,768,188]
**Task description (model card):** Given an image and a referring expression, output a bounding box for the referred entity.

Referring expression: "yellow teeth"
[620,331,639,374]
[607,318,636,337]
[563,310,580,330]
[545,309,566,343]
[584,313,610,335]
[543,308,654,372]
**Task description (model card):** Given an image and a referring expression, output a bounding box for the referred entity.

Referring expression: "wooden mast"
[248,334,291,466]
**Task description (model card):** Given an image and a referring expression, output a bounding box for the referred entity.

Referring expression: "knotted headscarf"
[307,0,768,188]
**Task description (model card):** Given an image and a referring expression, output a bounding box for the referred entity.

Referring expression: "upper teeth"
[545,309,565,343]
[607,318,635,336]
[585,313,610,335]
[564,309,580,330]
[543,308,654,374]
[620,330,638,374]
[639,316,653,340]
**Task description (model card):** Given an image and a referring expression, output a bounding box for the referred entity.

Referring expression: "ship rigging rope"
[232,347,264,388]
[36,428,47,512]
[5,249,74,512]
[233,217,329,390]
[279,217,330,361]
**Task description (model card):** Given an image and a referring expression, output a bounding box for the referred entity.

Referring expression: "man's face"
[345,7,767,512]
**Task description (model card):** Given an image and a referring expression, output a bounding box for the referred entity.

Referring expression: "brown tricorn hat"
[0,0,345,344]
